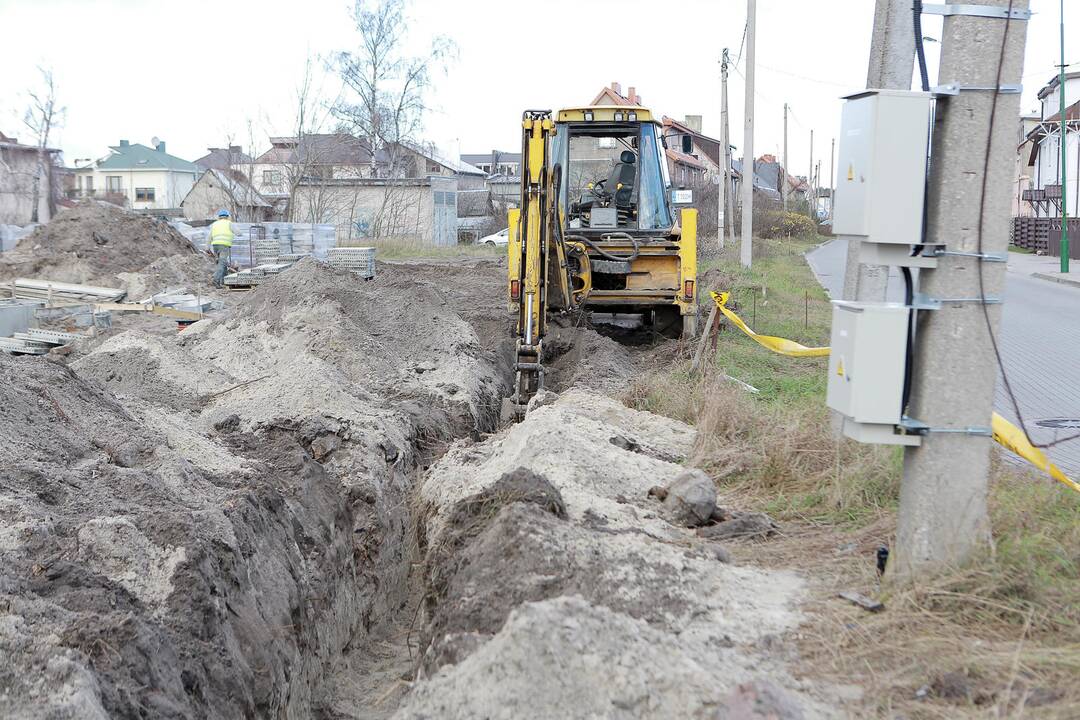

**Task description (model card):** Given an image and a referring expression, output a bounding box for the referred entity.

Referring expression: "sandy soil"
[0,239,838,718]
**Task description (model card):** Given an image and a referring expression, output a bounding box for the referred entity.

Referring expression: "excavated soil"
[0,245,834,718]
[0,202,214,296]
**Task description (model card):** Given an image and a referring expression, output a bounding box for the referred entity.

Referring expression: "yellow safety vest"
[209,218,234,247]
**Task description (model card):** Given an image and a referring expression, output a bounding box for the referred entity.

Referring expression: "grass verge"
[625,235,1080,718]
[340,237,503,260]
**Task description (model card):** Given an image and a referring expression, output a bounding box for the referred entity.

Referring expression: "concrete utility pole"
[740,0,756,268]
[842,0,916,302]
[829,137,835,220]
[894,0,1030,577]
[808,129,814,217]
[782,103,789,212]
[721,48,733,248]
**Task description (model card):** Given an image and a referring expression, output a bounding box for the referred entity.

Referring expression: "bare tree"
[22,67,64,223]
[331,0,453,241]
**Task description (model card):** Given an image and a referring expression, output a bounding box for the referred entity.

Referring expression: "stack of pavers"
[0,328,82,355]
[327,247,376,279]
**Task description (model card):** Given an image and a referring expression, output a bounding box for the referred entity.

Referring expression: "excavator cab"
[505,106,698,415]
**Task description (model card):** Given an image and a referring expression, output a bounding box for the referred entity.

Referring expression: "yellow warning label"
[836,359,844,377]
[846,164,854,181]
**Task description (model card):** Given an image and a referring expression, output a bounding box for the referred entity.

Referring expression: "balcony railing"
[66,188,126,200]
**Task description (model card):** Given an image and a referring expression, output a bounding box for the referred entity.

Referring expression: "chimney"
[119,139,129,147]
[155,140,166,153]
[229,145,241,153]
[627,86,637,103]
[683,114,703,133]
[611,81,621,96]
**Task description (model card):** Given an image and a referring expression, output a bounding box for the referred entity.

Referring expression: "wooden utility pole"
[721,48,733,248]
[740,0,756,268]
[894,0,1030,577]
[782,103,789,212]
[843,0,916,302]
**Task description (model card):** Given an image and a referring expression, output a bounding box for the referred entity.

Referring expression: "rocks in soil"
[403,389,828,718]
[661,468,717,527]
[699,510,780,540]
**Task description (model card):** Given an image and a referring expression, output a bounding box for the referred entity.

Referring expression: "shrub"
[756,210,818,239]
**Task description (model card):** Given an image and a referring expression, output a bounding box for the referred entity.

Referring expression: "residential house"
[248,133,373,201]
[0,130,61,224]
[461,150,521,177]
[181,169,274,223]
[194,145,253,173]
[1021,72,1080,218]
[590,81,644,107]
[662,116,724,185]
[732,157,782,205]
[291,175,459,246]
[1013,113,1042,217]
[755,154,808,207]
[72,139,197,210]
[389,141,487,189]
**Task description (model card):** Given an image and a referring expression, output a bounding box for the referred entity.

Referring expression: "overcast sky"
[0,0,1067,180]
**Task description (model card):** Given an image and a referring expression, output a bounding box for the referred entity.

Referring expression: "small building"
[291,175,459,247]
[0,130,61,224]
[590,81,644,107]
[461,150,521,177]
[181,169,274,223]
[72,139,197,210]
[194,145,254,173]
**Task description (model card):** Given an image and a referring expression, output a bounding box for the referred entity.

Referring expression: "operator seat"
[606,150,636,207]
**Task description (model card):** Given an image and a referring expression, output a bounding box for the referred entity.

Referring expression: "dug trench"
[0,255,836,718]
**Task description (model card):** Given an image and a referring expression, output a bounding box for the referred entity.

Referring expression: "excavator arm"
[506,111,583,418]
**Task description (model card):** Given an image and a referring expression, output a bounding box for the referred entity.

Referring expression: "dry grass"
[340,236,503,260]
[624,235,1080,717]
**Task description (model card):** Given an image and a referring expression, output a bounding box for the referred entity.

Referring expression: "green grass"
[628,234,1080,715]
[340,238,504,260]
[1008,245,1035,255]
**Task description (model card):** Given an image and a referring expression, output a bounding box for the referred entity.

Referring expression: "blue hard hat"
[217,209,230,218]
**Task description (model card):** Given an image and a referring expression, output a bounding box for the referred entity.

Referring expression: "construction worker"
[209,209,235,288]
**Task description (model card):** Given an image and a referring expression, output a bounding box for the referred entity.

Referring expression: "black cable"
[914,0,931,93]
[974,0,1080,449]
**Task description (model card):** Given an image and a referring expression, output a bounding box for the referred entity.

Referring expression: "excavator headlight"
[628,111,637,121]
[583,111,594,122]
[614,111,624,122]
[684,280,695,299]
[510,279,521,301]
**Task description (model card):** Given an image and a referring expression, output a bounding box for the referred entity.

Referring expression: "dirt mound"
[400,390,827,718]
[0,353,360,718]
[0,202,206,287]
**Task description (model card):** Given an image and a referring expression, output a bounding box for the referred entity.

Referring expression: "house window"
[433,191,445,205]
[86,176,94,191]
[106,175,122,192]
[263,169,282,186]
[445,191,456,208]
[135,187,155,202]
[428,162,441,173]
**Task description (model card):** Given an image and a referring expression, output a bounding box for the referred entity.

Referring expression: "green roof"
[96,143,197,172]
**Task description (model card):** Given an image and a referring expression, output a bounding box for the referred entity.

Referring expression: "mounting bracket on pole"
[898,416,993,437]
[932,83,1023,96]
[929,248,1007,262]
[911,292,1002,309]
[920,3,1031,20]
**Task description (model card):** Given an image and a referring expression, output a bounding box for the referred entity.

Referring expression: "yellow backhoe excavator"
[506,106,699,416]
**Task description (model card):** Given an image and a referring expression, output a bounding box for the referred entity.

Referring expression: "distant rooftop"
[94,140,196,172]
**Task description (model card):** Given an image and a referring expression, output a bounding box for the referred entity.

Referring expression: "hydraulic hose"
[566,232,641,262]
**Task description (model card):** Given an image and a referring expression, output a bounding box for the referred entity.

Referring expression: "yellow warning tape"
[991,414,1080,494]
[711,292,830,357]
[711,290,1080,493]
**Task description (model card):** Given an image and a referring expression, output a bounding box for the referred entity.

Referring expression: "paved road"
[807,238,1080,476]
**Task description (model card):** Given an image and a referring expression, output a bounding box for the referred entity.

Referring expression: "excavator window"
[557,122,672,232]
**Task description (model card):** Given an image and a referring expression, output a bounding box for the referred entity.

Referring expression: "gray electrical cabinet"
[827,301,920,446]
[833,90,932,246]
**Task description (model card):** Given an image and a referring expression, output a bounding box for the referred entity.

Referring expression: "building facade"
[0,131,60,224]
[72,140,197,210]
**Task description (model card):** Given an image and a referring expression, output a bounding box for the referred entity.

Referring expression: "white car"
[479,228,509,246]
